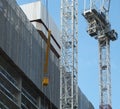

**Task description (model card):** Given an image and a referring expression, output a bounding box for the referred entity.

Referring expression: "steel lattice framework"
[99,36,112,108]
[60,0,78,109]
[83,0,118,109]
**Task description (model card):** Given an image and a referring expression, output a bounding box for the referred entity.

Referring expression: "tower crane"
[60,0,78,108]
[83,0,118,109]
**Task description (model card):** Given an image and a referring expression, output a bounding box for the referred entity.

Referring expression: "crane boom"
[60,0,78,108]
[83,0,118,109]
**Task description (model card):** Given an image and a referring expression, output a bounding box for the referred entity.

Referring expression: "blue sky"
[17,0,120,109]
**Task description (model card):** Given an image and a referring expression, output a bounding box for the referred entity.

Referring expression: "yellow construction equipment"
[42,30,51,86]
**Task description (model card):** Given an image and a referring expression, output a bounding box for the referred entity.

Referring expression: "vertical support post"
[90,0,92,9]
[84,0,86,12]
[18,77,22,108]
[38,97,41,109]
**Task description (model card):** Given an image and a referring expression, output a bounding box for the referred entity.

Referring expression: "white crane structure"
[83,0,118,109]
[60,0,78,109]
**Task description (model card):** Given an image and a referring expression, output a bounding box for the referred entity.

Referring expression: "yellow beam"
[42,30,51,86]
[44,30,51,73]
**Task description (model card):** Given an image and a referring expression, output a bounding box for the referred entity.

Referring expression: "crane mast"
[83,0,118,109]
[60,0,78,109]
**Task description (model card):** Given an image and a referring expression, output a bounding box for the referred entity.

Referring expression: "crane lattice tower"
[83,0,118,109]
[60,0,78,109]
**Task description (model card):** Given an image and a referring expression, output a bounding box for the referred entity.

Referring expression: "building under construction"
[0,0,94,109]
